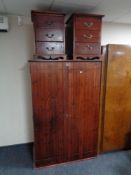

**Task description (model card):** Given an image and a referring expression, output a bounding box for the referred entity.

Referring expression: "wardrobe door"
[102,45,131,152]
[64,62,101,160]
[30,62,65,167]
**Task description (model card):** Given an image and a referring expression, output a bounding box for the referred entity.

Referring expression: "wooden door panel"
[72,62,101,157]
[102,45,131,152]
[30,62,65,162]
[64,62,101,159]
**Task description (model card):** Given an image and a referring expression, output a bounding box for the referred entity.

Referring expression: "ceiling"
[1,0,131,24]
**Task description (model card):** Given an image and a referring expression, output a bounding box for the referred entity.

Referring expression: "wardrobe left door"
[30,62,65,167]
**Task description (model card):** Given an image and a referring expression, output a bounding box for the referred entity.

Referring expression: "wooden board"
[102,44,131,152]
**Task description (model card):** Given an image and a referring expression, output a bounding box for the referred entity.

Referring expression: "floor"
[0,144,131,175]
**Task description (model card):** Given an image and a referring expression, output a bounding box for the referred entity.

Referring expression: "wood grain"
[32,13,64,28]
[35,28,64,42]
[75,15,102,30]
[75,30,100,43]
[102,44,131,152]
[31,11,65,59]
[35,42,64,55]
[30,61,102,167]
[75,43,101,55]
[66,14,103,59]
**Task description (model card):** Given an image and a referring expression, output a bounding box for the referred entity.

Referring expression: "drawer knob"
[83,34,93,39]
[46,47,55,51]
[45,33,54,38]
[83,22,94,27]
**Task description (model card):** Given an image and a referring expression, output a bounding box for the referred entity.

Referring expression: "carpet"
[0,144,131,175]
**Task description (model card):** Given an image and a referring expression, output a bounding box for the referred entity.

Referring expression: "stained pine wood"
[30,63,65,162]
[31,11,65,59]
[75,30,100,43]
[97,46,107,153]
[32,13,64,28]
[75,43,101,55]
[67,62,101,157]
[75,15,102,30]
[35,42,64,55]
[102,44,131,152]
[30,61,102,167]
[35,28,64,42]
[66,14,103,60]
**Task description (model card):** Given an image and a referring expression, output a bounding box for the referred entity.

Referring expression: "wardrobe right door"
[68,62,101,158]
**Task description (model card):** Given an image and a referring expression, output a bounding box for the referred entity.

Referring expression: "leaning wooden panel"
[102,44,131,152]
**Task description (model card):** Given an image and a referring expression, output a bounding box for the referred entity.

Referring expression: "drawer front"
[35,28,64,42]
[75,43,101,55]
[75,30,100,43]
[33,15,64,28]
[75,17,101,30]
[36,42,64,55]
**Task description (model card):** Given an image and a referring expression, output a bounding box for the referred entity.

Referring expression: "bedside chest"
[66,14,103,60]
[31,11,66,60]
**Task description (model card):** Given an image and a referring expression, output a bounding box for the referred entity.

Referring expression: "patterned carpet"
[0,144,131,175]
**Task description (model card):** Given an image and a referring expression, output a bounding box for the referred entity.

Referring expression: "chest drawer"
[35,28,64,41]
[33,15,64,28]
[75,43,101,55]
[36,42,64,55]
[75,16,101,30]
[75,30,100,43]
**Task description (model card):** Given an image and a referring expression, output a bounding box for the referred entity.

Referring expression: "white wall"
[1,16,131,147]
[102,22,131,45]
[0,15,34,146]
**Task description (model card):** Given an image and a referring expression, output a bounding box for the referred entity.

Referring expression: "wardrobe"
[30,11,103,167]
[100,44,131,152]
[30,61,101,167]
